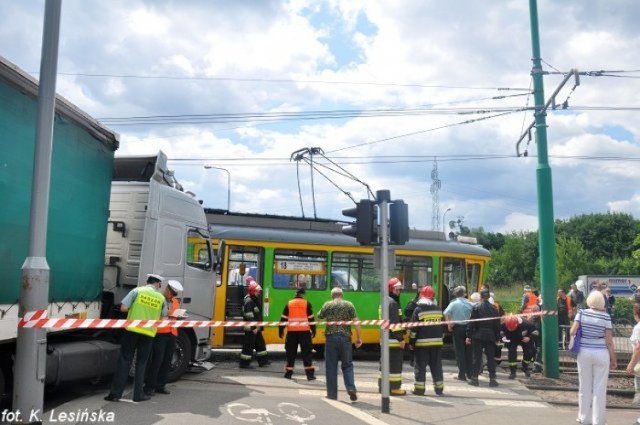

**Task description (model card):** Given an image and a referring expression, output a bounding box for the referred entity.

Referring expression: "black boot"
[508,366,516,380]
[522,363,531,377]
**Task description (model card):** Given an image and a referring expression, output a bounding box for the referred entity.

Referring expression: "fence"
[558,323,635,369]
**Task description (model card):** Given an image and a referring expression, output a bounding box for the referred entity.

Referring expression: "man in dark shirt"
[466,289,500,387]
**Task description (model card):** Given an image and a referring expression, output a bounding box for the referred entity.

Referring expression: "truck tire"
[167,331,192,382]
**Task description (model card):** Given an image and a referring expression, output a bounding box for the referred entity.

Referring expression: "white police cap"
[168,280,184,292]
[147,273,164,283]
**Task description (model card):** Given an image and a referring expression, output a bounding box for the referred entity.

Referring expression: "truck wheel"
[167,331,192,382]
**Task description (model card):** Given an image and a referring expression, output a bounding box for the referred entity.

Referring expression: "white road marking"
[322,397,391,425]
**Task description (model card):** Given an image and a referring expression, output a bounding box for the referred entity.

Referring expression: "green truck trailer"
[0,56,216,403]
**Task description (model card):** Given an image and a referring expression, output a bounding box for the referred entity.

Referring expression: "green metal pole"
[528,0,559,378]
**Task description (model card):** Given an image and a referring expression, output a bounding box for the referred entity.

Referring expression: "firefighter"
[279,287,316,380]
[378,277,407,396]
[521,285,542,372]
[502,314,538,379]
[409,286,444,396]
[239,281,271,368]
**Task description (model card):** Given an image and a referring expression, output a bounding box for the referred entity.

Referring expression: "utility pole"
[528,0,559,378]
[14,1,62,421]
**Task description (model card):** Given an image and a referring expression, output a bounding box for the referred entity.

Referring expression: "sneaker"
[467,378,479,387]
[347,390,358,401]
[133,395,151,402]
[390,389,407,396]
[104,395,120,402]
[489,379,499,387]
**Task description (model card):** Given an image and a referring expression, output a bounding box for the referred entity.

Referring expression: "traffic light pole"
[378,191,390,413]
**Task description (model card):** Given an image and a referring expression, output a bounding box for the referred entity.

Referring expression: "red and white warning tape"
[17,309,557,330]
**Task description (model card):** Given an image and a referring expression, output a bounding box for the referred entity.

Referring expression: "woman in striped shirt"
[570,290,617,425]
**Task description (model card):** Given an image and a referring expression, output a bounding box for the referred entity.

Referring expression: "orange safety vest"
[287,298,310,332]
[523,293,539,319]
[157,297,180,336]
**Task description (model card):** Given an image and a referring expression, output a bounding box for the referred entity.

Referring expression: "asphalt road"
[33,348,640,425]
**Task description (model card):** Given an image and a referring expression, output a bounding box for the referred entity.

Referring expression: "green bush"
[614,297,635,322]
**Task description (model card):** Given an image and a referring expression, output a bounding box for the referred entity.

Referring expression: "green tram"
[206,210,491,349]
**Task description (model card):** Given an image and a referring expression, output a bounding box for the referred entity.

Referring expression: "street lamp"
[442,208,452,235]
[204,165,231,211]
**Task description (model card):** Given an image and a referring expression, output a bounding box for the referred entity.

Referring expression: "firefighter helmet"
[248,282,262,296]
[387,277,402,293]
[505,315,519,332]
[420,286,435,300]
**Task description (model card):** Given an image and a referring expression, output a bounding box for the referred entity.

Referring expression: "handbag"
[569,326,581,354]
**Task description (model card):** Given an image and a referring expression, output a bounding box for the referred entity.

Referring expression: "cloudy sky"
[2,0,639,234]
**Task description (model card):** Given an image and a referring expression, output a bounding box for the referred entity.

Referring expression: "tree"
[555,212,640,260]
[487,231,538,287]
[555,236,592,288]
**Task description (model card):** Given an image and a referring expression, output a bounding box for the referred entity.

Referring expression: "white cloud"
[3,0,640,234]
[497,213,539,234]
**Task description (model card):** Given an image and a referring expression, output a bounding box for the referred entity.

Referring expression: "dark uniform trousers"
[240,329,268,366]
[452,324,473,379]
[414,346,444,394]
[145,332,176,392]
[472,339,497,378]
[507,340,534,370]
[108,330,154,400]
[378,346,404,391]
[285,331,315,378]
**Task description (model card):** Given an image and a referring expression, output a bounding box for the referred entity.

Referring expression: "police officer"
[279,287,316,380]
[409,286,444,396]
[379,277,406,396]
[144,279,184,396]
[105,273,166,402]
[502,314,538,379]
[466,289,500,387]
[239,281,271,368]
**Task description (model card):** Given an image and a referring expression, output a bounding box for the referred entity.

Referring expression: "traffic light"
[389,200,409,245]
[342,199,378,245]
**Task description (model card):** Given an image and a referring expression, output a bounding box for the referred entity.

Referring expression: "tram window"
[393,255,433,291]
[442,257,467,297]
[273,249,327,290]
[332,252,376,292]
[226,246,262,287]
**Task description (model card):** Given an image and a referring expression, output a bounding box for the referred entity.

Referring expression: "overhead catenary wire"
[46,71,531,92]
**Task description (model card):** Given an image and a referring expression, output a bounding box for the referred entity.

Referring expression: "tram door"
[212,245,263,347]
[442,257,467,301]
